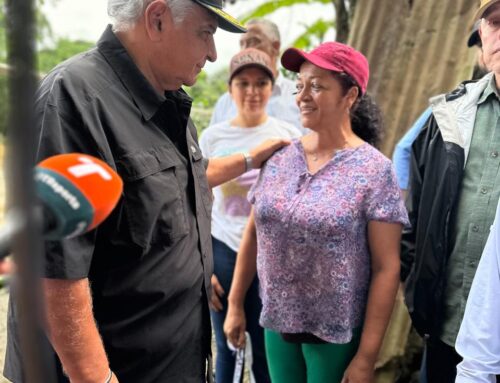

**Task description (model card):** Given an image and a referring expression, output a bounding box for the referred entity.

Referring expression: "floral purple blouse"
[248,139,409,344]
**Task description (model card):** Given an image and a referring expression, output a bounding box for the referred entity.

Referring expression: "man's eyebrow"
[203,20,217,33]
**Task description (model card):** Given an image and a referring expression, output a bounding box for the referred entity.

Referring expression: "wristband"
[242,152,253,172]
[104,369,113,383]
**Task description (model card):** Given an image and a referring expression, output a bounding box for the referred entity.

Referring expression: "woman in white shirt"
[199,48,301,383]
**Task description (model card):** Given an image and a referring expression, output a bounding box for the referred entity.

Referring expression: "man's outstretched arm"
[206,138,290,188]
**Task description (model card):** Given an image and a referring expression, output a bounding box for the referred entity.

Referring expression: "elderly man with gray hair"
[210,18,305,133]
[3,1,290,382]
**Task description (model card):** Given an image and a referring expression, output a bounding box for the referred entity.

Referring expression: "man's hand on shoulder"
[248,138,291,169]
[206,139,291,188]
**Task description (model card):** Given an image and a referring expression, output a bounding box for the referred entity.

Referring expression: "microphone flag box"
[35,153,123,240]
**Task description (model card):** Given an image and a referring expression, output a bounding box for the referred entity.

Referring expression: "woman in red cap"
[199,48,301,383]
[224,42,408,383]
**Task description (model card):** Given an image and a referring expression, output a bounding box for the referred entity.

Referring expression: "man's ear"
[271,41,280,57]
[144,0,170,41]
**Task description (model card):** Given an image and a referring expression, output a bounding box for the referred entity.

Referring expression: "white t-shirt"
[199,116,301,251]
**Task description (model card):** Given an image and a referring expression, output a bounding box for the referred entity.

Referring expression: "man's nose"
[207,35,217,63]
[241,40,257,49]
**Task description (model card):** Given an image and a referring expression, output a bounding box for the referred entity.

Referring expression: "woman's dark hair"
[332,72,384,149]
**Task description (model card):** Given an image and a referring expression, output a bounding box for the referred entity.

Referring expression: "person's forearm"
[206,154,246,188]
[206,138,292,187]
[43,278,111,383]
[228,212,258,307]
[356,264,400,364]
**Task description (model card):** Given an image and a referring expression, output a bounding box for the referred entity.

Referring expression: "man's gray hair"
[246,19,281,43]
[108,0,197,32]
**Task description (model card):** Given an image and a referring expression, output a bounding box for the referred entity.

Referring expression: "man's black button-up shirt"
[5,25,213,383]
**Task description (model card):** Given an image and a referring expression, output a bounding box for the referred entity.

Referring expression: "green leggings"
[264,329,361,383]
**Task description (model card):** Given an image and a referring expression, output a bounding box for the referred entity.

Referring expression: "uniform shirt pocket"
[117,147,189,251]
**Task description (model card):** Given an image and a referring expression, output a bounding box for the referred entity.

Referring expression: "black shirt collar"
[97,25,193,121]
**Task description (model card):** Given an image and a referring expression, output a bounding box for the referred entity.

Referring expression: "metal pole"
[5,0,56,381]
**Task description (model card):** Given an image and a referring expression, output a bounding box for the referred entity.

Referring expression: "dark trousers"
[424,340,500,383]
[425,340,461,383]
[210,237,271,383]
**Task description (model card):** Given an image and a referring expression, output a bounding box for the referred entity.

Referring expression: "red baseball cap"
[281,42,369,94]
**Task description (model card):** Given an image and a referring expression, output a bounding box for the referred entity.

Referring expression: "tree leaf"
[240,0,331,23]
[290,18,335,49]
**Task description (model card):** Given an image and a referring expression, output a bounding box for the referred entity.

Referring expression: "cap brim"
[467,31,480,47]
[281,48,343,74]
[230,63,275,82]
[200,4,246,33]
[475,0,500,20]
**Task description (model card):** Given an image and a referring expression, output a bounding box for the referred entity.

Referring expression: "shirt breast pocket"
[117,147,189,251]
[190,146,213,217]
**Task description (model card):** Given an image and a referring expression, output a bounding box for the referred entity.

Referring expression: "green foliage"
[239,0,332,23]
[0,0,62,136]
[0,73,7,137]
[183,67,229,134]
[237,0,359,49]
[279,18,335,79]
[239,0,335,51]
[0,0,6,62]
[38,38,93,73]
[290,18,335,49]
[0,0,57,62]
[0,37,93,136]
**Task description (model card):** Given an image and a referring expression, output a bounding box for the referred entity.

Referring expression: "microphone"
[35,153,123,239]
[0,153,123,258]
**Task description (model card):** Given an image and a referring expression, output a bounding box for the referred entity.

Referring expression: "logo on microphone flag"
[34,168,94,239]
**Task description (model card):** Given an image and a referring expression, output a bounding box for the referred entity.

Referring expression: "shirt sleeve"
[35,83,102,279]
[392,107,432,190]
[247,172,260,205]
[366,160,409,226]
[247,159,271,205]
[455,200,500,383]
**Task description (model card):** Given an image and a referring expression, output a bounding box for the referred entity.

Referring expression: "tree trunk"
[334,0,350,43]
[347,1,477,381]
[349,0,477,156]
